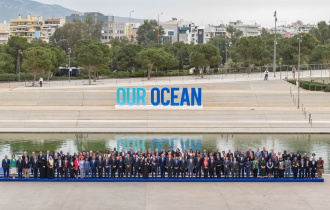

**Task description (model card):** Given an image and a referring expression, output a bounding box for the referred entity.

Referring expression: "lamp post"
[297,34,302,109]
[18,50,22,82]
[129,10,134,44]
[68,47,71,82]
[219,20,223,27]
[273,11,277,77]
[158,13,163,44]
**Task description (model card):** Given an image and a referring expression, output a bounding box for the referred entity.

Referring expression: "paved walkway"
[0,71,329,133]
[0,176,328,210]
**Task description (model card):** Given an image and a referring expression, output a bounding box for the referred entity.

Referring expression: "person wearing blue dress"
[267,158,274,179]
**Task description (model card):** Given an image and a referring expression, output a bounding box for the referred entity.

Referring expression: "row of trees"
[0,18,329,84]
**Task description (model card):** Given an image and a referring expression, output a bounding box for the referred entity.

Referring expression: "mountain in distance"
[0,0,82,23]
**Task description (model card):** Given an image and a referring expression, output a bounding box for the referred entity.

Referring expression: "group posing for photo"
[1,146,325,180]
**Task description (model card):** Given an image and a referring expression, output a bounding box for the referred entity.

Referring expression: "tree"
[290,33,319,64]
[48,47,66,80]
[22,47,55,86]
[309,21,330,45]
[226,25,243,44]
[189,44,222,78]
[50,14,103,51]
[110,37,129,48]
[6,36,30,74]
[170,42,190,69]
[321,48,330,63]
[136,20,165,48]
[235,36,266,73]
[208,36,228,64]
[113,44,143,72]
[74,40,112,85]
[136,47,175,80]
[0,53,15,74]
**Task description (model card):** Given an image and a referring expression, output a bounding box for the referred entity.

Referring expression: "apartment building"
[229,20,260,37]
[9,15,47,42]
[0,21,10,44]
[42,18,65,43]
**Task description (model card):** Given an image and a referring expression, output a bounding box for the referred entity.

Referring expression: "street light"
[68,47,71,82]
[18,50,22,82]
[158,13,163,44]
[129,10,134,44]
[273,11,277,77]
[297,34,302,108]
[219,20,223,27]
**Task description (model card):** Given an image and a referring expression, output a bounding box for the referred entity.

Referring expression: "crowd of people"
[1,146,325,180]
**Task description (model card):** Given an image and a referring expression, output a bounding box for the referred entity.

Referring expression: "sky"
[35,0,330,28]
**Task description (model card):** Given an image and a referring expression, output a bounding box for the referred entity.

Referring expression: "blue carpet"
[0,178,324,182]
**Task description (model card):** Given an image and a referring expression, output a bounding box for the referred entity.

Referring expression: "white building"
[229,20,260,37]
[42,18,65,43]
[0,21,10,44]
[270,21,316,38]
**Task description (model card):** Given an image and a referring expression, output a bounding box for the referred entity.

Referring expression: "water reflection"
[0,133,328,173]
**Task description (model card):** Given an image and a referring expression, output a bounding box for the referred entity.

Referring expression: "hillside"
[0,0,82,23]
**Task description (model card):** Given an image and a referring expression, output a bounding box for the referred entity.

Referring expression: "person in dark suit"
[22,152,29,164]
[29,152,37,175]
[2,155,10,178]
[65,152,71,161]
[299,158,305,178]
[159,154,166,178]
[118,156,124,178]
[187,157,195,178]
[124,154,133,178]
[209,156,216,178]
[246,148,254,157]
[195,154,203,178]
[133,154,141,178]
[305,157,311,179]
[296,151,301,161]
[23,157,30,179]
[63,157,69,179]
[127,147,134,158]
[60,151,66,160]
[173,157,180,179]
[310,158,317,179]
[288,150,294,161]
[69,158,75,179]
[150,155,157,178]
[55,158,63,179]
[160,148,167,156]
[226,150,233,158]
[168,147,175,157]
[238,154,246,178]
[31,156,39,179]
[90,156,97,179]
[103,156,110,178]
[38,151,44,161]
[215,157,223,179]
[141,157,149,179]
[44,150,51,161]
[110,155,117,178]
[166,155,174,178]
[16,156,23,178]
[180,157,187,179]
[97,156,103,179]
[292,156,299,179]
[214,148,221,158]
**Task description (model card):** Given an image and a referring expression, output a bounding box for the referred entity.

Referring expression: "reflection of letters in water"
[117,137,201,152]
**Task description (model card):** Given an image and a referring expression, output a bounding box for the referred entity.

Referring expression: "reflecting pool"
[0,133,328,173]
